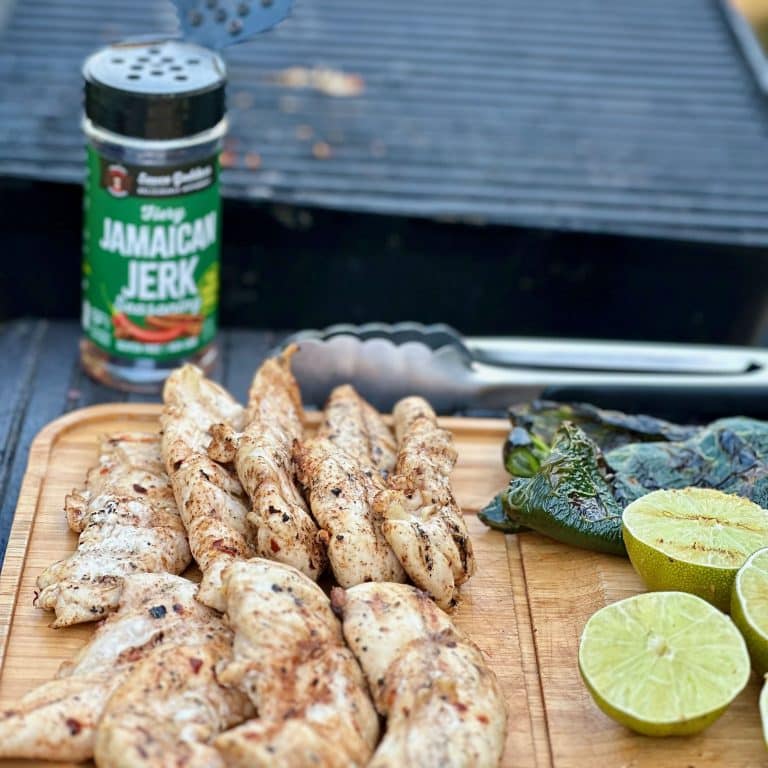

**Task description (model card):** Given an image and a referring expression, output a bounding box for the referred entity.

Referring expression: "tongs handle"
[468,337,763,375]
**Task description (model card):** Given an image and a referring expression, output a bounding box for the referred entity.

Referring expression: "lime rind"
[760,677,768,749]
[580,674,727,737]
[732,547,768,676]
[579,591,750,736]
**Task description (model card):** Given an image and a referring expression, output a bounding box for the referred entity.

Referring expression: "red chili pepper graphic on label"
[112,312,187,343]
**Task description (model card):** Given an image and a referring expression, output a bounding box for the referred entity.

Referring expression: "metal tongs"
[279,322,768,419]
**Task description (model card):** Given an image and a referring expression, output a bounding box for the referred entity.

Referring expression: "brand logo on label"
[105,164,130,198]
[136,165,214,196]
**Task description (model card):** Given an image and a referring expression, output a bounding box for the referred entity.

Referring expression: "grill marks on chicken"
[318,384,397,477]
[209,347,327,581]
[296,385,405,586]
[333,582,507,768]
[34,434,191,627]
[0,574,229,762]
[170,456,253,612]
[296,439,404,587]
[374,397,476,608]
[161,365,253,611]
[94,639,253,768]
[213,558,379,767]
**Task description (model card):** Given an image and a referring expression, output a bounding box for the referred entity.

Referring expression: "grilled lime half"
[760,678,768,749]
[732,546,768,676]
[579,591,750,736]
[622,488,768,611]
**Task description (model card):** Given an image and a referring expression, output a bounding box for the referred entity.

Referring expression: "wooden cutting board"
[0,404,763,767]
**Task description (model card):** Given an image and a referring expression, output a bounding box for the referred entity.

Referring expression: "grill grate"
[1,0,767,244]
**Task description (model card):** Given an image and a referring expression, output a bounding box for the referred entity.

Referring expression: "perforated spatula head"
[173,0,293,48]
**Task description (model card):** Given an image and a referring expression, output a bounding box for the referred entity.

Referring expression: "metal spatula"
[172,0,293,48]
[278,322,768,419]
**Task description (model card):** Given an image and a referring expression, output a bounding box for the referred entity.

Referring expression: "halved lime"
[622,488,768,611]
[732,546,768,676]
[760,677,768,749]
[579,591,750,736]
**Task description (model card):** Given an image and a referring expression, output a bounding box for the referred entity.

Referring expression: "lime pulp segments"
[579,591,750,736]
[622,488,768,612]
[732,547,768,677]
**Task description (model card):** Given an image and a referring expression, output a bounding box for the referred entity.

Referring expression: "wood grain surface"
[0,405,764,766]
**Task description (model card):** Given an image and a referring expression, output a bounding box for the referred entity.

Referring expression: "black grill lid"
[4,0,768,244]
[174,0,294,49]
[83,39,226,140]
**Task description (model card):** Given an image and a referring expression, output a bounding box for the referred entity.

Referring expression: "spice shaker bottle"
[80,39,227,392]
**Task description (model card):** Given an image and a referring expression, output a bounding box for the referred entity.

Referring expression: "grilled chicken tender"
[169,455,253,611]
[95,640,253,768]
[35,434,191,627]
[374,397,475,608]
[296,438,404,586]
[161,363,245,472]
[0,574,230,762]
[161,364,254,611]
[213,558,379,767]
[318,384,397,477]
[296,386,404,586]
[209,347,326,580]
[333,582,507,768]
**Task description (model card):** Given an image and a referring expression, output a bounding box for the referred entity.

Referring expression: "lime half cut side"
[622,488,768,611]
[732,546,768,676]
[579,591,750,736]
[760,678,768,750]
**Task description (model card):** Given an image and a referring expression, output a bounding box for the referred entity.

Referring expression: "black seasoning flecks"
[148,605,167,619]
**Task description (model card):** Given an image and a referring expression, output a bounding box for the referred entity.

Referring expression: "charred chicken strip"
[213,558,379,767]
[35,434,191,627]
[318,384,397,477]
[209,347,326,580]
[333,582,507,768]
[161,364,254,611]
[161,363,245,473]
[169,454,252,611]
[298,384,403,585]
[94,639,253,768]
[0,574,230,762]
[296,438,404,587]
[296,437,403,586]
[374,397,475,608]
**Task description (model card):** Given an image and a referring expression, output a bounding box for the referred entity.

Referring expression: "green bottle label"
[82,145,220,362]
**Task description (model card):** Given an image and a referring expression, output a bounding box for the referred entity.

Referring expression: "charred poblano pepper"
[503,426,551,478]
[503,422,626,556]
[478,493,528,533]
[507,400,696,462]
[607,417,768,508]
[485,390,768,553]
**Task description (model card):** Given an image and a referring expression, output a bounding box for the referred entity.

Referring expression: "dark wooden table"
[0,319,288,566]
